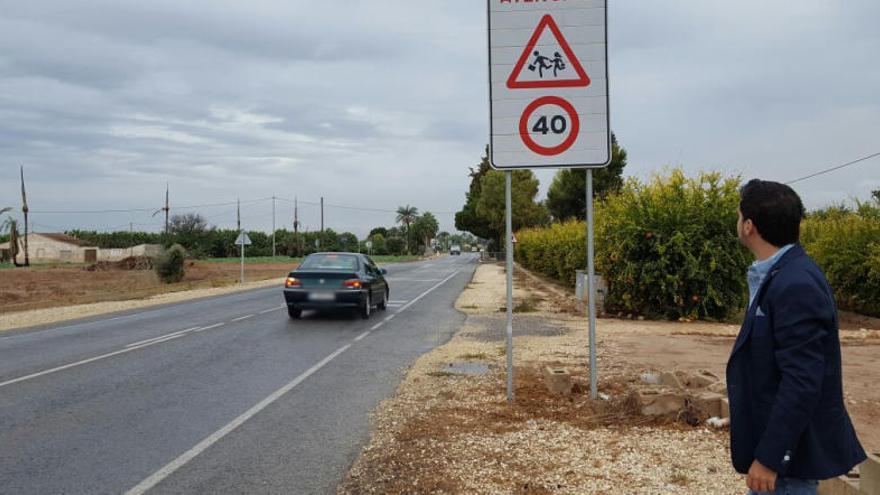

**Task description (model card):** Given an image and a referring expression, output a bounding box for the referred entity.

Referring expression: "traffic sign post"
[235,231,252,284]
[488,0,609,401]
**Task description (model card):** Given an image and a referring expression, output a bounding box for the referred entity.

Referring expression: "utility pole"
[20,165,29,267]
[153,183,170,236]
[130,222,134,258]
[272,195,276,258]
[319,196,324,250]
[293,197,300,257]
[164,183,169,235]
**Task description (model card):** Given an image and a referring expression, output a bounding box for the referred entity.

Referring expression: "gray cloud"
[1,0,878,237]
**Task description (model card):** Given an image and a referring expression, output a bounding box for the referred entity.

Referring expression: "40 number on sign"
[519,95,580,157]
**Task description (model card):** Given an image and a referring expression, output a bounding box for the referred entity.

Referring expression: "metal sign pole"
[240,231,245,285]
[586,170,598,399]
[505,171,514,403]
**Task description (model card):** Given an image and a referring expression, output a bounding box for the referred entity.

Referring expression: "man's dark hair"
[739,179,806,247]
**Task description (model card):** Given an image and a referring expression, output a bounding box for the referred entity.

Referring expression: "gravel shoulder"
[339,263,880,494]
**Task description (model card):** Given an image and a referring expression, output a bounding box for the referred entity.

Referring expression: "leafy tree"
[455,146,495,242]
[476,169,549,249]
[168,213,213,256]
[873,189,880,204]
[385,235,406,255]
[366,233,387,255]
[395,205,419,254]
[546,133,628,221]
[337,232,359,252]
[435,231,451,251]
[369,227,388,238]
[412,212,439,252]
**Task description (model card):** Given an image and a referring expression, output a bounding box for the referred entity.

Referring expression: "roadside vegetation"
[802,196,880,316]
[453,140,879,320]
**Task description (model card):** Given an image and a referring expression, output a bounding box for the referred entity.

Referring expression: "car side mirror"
[380,268,388,275]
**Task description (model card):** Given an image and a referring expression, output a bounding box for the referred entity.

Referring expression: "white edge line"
[124,342,354,495]
[125,264,464,492]
[230,314,255,322]
[395,270,459,314]
[370,322,383,331]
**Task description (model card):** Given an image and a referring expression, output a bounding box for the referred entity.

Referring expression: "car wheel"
[361,293,371,319]
[288,306,302,319]
[378,289,388,311]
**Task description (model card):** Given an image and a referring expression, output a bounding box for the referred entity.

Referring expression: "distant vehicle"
[471,246,478,252]
[450,245,461,255]
[283,252,389,319]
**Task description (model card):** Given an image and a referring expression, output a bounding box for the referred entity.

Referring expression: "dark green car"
[283,252,390,319]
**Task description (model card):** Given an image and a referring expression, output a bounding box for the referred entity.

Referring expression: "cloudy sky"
[1,0,878,237]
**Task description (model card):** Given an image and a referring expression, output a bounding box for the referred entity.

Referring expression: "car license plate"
[309,292,335,302]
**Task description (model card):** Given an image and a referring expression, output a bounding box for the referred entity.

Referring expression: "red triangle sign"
[507,15,591,90]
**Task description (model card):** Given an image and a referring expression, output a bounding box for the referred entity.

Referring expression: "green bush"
[155,244,187,284]
[802,205,880,316]
[517,169,750,321]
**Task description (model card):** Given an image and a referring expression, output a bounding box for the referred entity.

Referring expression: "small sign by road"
[235,232,252,246]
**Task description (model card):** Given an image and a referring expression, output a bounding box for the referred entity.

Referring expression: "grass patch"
[458,352,488,360]
[0,262,14,270]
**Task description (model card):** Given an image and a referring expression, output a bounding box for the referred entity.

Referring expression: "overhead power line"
[786,151,880,186]
[29,197,274,215]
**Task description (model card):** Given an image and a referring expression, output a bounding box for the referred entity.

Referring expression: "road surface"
[0,254,478,494]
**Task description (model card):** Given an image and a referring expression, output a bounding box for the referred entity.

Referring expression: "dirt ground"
[0,260,297,314]
[339,263,880,494]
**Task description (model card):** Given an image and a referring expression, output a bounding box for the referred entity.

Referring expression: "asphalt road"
[0,254,478,494]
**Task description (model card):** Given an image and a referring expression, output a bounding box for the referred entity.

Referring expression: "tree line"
[455,135,628,250]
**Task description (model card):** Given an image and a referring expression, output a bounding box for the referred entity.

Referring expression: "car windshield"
[299,254,359,271]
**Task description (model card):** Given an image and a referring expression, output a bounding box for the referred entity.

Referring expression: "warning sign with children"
[488,0,610,169]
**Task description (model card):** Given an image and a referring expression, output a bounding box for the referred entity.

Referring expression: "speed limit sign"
[488,1,610,169]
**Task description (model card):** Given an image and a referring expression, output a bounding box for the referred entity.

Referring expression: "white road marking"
[387,300,409,304]
[194,323,224,333]
[395,271,459,314]
[370,322,383,331]
[259,306,282,315]
[386,279,442,283]
[124,265,465,493]
[0,334,180,389]
[125,327,201,349]
[230,314,255,322]
[124,342,355,495]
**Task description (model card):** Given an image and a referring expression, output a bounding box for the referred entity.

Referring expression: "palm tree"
[395,205,419,254]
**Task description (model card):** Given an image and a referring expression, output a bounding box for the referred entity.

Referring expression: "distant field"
[0,260,295,314]
[202,255,423,264]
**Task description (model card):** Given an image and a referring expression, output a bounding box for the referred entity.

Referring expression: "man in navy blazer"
[727,180,865,494]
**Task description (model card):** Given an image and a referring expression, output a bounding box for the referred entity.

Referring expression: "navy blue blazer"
[726,244,866,479]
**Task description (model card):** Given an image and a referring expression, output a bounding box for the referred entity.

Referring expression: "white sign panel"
[235,232,252,246]
[488,0,610,169]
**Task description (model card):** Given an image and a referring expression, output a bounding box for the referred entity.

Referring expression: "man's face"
[737,210,749,247]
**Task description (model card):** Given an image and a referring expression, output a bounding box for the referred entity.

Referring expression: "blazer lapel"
[730,244,805,357]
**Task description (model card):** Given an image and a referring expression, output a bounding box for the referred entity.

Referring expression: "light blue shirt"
[748,244,795,309]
